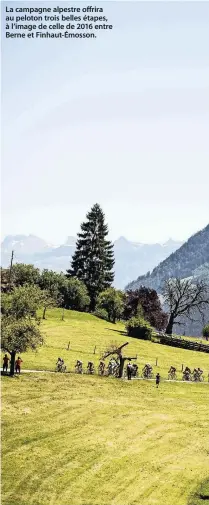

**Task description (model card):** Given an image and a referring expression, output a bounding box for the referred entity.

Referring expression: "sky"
[1,1,209,245]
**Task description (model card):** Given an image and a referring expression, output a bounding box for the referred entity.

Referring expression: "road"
[1,368,209,383]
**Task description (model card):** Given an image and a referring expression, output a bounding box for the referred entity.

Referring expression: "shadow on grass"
[105,328,127,336]
[1,371,20,379]
[188,479,209,505]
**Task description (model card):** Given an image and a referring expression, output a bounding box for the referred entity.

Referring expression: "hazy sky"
[1,1,209,245]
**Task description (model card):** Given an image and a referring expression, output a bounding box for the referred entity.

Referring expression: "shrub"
[126,316,153,340]
[203,324,209,338]
[93,308,109,321]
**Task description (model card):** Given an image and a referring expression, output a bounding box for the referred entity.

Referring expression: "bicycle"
[182,372,192,381]
[142,365,153,379]
[168,368,177,380]
[56,363,67,373]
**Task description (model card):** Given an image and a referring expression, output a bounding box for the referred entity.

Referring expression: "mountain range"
[126,224,209,292]
[1,234,183,289]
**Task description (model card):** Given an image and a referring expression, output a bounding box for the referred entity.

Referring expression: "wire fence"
[42,341,209,375]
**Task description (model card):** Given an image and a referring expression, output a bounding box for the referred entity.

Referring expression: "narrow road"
[1,369,209,384]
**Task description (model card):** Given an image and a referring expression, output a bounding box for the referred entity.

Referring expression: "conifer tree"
[67,204,115,311]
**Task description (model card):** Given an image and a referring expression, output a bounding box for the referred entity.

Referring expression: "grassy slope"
[2,309,209,505]
[17,309,209,378]
[2,374,209,505]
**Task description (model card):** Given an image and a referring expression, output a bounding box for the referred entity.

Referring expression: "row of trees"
[1,263,168,328]
[1,265,90,315]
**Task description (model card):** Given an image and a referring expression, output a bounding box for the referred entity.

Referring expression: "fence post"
[67,341,70,350]
[181,364,184,372]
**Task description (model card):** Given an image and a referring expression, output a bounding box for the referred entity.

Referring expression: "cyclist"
[183,366,191,380]
[56,358,65,372]
[168,366,176,379]
[132,363,138,377]
[75,360,83,373]
[108,359,116,375]
[87,361,94,374]
[98,361,105,375]
[197,367,203,381]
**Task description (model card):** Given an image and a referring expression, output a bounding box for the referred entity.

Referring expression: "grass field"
[2,309,209,505]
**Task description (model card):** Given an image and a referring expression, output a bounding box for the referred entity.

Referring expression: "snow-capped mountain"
[1,234,183,289]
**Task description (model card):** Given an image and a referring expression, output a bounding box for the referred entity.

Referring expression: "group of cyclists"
[56,358,98,375]
[54,357,208,383]
[73,359,161,386]
[74,359,95,374]
[182,366,204,382]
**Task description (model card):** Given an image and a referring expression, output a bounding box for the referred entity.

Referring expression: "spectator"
[127,362,132,380]
[3,354,9,373]
[156,372,160,388]
[15,357,23,374]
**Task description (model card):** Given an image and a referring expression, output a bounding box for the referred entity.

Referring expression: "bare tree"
[163,278,209,335]
[102,341,137,378]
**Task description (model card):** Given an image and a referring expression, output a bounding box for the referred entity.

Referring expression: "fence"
[158,335,209,354]
[45,335,209,358]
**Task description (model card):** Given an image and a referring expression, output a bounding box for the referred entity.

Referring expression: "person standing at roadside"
[3,354,10,373]
[127,362,132,380]
[15,357,23,374]
[156,372,160,388]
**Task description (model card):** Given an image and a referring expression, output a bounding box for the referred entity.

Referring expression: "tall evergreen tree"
[67,204,115,311]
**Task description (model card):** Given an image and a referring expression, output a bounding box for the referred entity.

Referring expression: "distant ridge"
[126,224,209,292]
[1,234,183,289]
